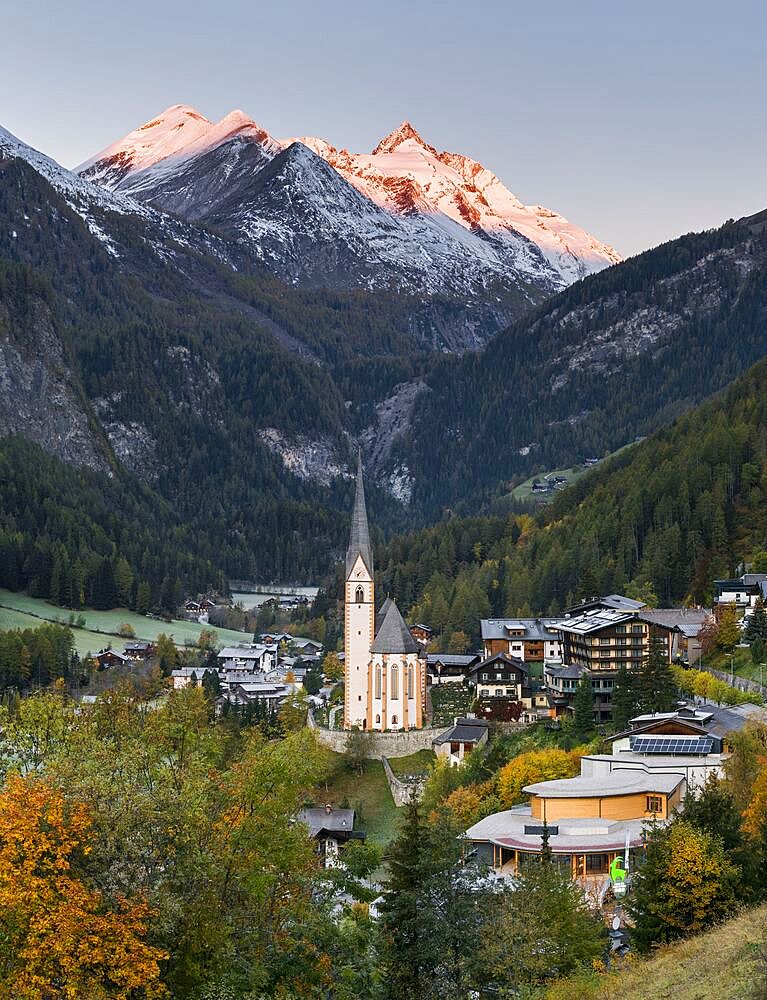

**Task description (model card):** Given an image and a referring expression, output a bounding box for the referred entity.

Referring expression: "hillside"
[549,903,767,999]
[385,210,767,518]
[378,353,767,628]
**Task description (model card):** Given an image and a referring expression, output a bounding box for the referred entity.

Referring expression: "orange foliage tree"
[742,756,767,840]
[0,774,167,999]
[497,748,583,808]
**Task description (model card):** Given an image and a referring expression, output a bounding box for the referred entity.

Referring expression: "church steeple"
[346,452,373,578]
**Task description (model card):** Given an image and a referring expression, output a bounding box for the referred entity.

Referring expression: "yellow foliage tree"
[0,774,167,999]
[742,756,767,840]
[497,748,582,808]
[437,782,491,829]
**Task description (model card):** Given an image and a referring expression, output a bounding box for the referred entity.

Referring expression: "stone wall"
[382,757,426,805]
[308,710,443,759]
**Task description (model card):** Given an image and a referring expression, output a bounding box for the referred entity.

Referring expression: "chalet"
[259,632,294,646]
[291,637,324,656]
[469,652,528,700]
[433,717,489,765]
[467,653,536,722]
[714,573,767,609]
[224,681,291,710]
[93,649,131,670]
[409,623,434,646]
[480,618,565,668]
[297,805,364,867]
[123,640,156,660]
[426,653,481,685]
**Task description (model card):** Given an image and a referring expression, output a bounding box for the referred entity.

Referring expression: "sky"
[3,0,765,257]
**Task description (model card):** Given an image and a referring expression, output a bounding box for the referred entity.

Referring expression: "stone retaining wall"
[308,710,443,758]
[382,757,426,805]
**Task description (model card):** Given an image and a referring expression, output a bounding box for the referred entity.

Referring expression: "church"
[343,456,426,731]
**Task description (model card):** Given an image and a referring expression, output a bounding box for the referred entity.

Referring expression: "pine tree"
[91,558,118,611]
[572,673,595,741]
[637,636,677,714]
[379,799,441,1000]
[745,600,767,643]
[611,661,638,731]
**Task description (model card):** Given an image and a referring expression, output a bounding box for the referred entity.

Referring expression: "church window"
[375,714,380,724]
[355,585,364,604]
[407,665,414,699]
[390,664,399,699]
[391,715,398,727]
[375,665,382,699]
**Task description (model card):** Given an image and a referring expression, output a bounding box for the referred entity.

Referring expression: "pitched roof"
[480,618,564,641]
[346,452,373,578]
[371,600,420,654]
[433,717,489,745]
[468,652,529,675]
[375,596,393,635]
[297,806,356,837]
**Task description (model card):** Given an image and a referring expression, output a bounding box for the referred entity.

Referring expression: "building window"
[408,665,414,699]
[375,665,382,699]
[495,688,503,696]
[632,624,644,634]
[646,795,664,814]
[391,715,398,727]
[391,665,399,699]
[375,714,380,724]
[355,585,364,603]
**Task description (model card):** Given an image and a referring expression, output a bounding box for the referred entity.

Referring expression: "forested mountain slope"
[378,353,767,632]
[387,210,767,517]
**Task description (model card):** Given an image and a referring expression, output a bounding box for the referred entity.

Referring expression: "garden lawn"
[319,753,402,848]
[386,750,435,778]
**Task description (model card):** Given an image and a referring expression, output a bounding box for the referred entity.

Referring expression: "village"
[77,464,767,930]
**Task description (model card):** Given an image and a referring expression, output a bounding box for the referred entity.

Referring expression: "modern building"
[217,644,273,672]
[714,573,767,609]
[343,455,426,731]
[465,768,684,881]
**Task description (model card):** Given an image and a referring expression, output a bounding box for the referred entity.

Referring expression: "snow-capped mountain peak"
[75,103,620,323]
[372,121,435,156]
[77,105,280,194]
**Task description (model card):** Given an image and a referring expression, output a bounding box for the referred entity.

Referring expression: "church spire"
[346,451,373,577]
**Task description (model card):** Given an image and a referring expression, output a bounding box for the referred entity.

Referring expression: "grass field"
[386,749,435,778]
[0,589,252,657]
[703,646,767,687]
[318,752,402,847]
[547,903,767,1000]
[510,442,640,503]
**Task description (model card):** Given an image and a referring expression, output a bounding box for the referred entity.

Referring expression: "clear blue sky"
[3,0,765,256]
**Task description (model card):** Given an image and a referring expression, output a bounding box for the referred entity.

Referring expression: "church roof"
[371,600,420,655]
[375,596,393,635]
[346,452,373,578]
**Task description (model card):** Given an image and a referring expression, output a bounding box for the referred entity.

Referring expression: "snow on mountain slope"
[284,122,621,284]
[78,106,620,299]
[78,105,280,199]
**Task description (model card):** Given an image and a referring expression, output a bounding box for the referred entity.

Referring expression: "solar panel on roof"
[630,736,714,755]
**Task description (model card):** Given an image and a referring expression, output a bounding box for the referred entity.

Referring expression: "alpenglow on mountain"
[78,105,620,340]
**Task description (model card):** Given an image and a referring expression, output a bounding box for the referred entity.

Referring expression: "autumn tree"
[323,650,344,683]
[0,774,166,999]
[717,604,742,653]
[629,820,740,952]
[497,748,581,808]
[154,633,178,672]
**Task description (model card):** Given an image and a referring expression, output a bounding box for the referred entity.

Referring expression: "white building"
[343,455,426,732]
